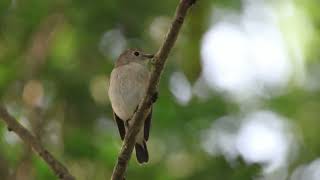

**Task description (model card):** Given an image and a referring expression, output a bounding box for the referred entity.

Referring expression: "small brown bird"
[108,48,154,164]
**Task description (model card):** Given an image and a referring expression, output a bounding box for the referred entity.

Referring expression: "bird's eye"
[134,51,140,56]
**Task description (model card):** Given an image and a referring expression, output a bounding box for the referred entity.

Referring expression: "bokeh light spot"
[169,72,192,105]
[22,80,44,107]
[90,75,109,105]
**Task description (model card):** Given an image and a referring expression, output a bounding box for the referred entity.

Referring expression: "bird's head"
[115,48,154,67]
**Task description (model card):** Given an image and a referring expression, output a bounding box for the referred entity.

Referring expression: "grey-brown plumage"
[108,48,153,164]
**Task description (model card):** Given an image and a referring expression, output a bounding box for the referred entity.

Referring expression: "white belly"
[108,63,150,121]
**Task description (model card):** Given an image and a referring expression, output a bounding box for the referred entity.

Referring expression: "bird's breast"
[108,63,150,120]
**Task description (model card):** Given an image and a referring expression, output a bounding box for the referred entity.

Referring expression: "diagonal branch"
[111,0,197,179]
[0,105,75,180]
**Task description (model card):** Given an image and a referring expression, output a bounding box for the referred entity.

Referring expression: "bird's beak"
[142,53,154,59]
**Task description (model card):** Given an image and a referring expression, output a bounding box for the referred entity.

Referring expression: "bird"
[108,48,155,164]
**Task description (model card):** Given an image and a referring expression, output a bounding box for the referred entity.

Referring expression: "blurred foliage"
[0,0,320,179]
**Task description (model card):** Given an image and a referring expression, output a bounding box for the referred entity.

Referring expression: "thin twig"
[0,105,75,180]
[111,0,197,179]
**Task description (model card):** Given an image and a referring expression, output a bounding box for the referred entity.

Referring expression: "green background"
[0,0,320,179]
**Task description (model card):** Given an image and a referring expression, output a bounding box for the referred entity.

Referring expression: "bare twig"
[0,105,75,180]
[111,0,197,179]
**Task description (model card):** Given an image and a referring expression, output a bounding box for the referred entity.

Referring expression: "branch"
[111,0,197,179]
[0,105,75,180]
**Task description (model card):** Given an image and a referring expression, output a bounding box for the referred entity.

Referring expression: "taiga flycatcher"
[108,48,154,164]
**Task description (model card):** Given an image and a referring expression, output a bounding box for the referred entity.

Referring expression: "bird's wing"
[113,112,126,140]
[144,107,152,141]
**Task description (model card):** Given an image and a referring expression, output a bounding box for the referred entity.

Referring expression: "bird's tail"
[135,141,148,164]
